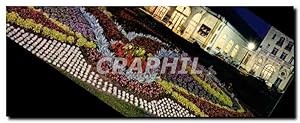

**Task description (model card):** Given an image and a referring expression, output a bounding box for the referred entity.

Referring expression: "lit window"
[167,6,191,32]
[216,35,227,50]
[230,45,239,58]
[146,6,157,14]
[252,64,260,72]
[224,40,234,54]
[261,64,275,80]
[176,6,191,16]
[242,54,252,65]
[252,58,262,72]
[183,13,202,38]
[153,6,170,20]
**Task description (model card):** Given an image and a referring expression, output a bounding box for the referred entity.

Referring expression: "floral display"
[7,7,69,34]
[37,7,95,41]
[174,88,253,117]
[6,6,254,117]
[107,73,164,99]
[84,7,127,41]
[7,7,96,48]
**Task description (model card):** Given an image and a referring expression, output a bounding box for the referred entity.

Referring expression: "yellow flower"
[6,12,18,23]
[76,37,87,47]
[15,16,24,26]
[66,36,75,44]
[33,23,43,33]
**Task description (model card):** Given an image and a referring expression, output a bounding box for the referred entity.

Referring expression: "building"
[243,26,294,92]
[143,6,251,65]
[143,6,294,92]
[206,19,251,66]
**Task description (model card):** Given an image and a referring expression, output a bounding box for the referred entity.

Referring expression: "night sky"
[233,7,271,39]
[247,7,295,40]
[210,7,295,42]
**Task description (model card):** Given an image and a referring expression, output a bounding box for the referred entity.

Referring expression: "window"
[276,37,285,47]
[280,52,287,60]
[168,6,191,32]
[230,45,239,58]
[252,64,260,72]
[252,58,262,72]
[224,40,234,54]
[289,56,294,64]
[183,13,202,38]
[272,34,276,40]
[261,64,275,80]
[285,42,293,51]
[153,6,170,20]
[273,78,282,88]
[198,24,211,38]
[146,6,157,14]
[242,54,252,65]
[271,48,278,55]
[216,35,226,50]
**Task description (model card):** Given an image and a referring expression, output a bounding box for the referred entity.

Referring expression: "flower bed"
[38,7,95,41]
[7,6,254,117]
[174,88,254,117]
[84,7,127,42]
[107,73,164,99]
[88,7,249,114]
[7,7,68,35]
[158,80,253,117]
[7,7,96,48]
[110,8,236,108]
[162,73,219,104]
[79,7,165,99]
[158,80,207,117]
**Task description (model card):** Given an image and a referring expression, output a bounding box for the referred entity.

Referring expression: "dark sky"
[246,7,295,40]
[209,7,263,44]
[209,7,295,42]
[233,7,271,39]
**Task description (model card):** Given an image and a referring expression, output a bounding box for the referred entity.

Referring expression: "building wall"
[208,21,249,64]
[143,6,294,92]
[144,6,251,65]
[244,26,294,91]
[188,8,219,46]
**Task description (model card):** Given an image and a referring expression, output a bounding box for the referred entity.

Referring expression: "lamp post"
[239,42,255,68]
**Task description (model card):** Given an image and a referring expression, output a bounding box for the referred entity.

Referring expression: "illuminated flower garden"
[6,6,255,117]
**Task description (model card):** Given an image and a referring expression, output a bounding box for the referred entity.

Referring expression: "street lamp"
[247,42,255,51]
[239,42,256,68]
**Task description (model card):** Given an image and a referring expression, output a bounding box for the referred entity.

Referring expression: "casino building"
[142,6,294,92]
[243,27,294,92]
